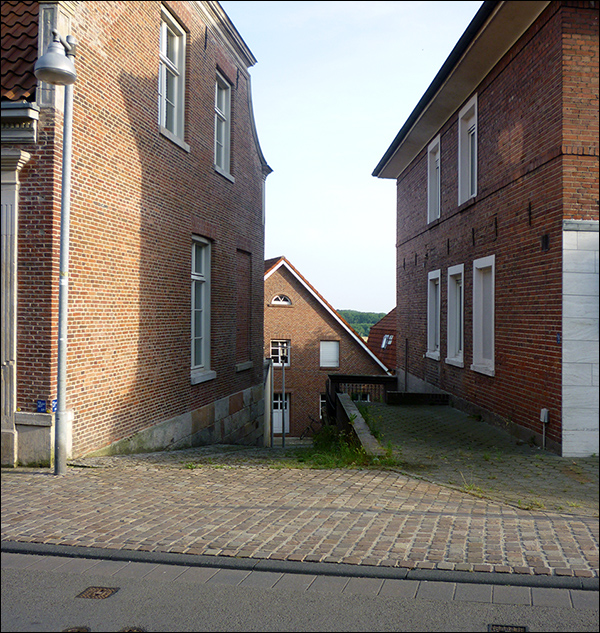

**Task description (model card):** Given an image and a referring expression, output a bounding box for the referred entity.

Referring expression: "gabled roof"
[265,257,391,374]
[373,0,550,179]
[366,307,397,373]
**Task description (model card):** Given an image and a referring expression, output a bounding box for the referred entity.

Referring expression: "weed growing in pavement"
[459,471,486,498]
[293,425,400,469]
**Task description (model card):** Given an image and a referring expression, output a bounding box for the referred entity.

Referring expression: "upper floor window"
[458,94,477,205]
[446,264,464,368]
[271,340,290,366]
[427,135,441,223]
[271,294,292,306]
[215,72,232,176]
[426,270,441,361]
[320,341,340,368]
[159,8,187,147]
[471,255,495,376]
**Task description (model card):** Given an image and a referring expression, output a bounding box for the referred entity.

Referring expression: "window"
[271,294,292,306]
[320,394,327,419]
[320,341,340,368]
[458,95,477,205]
[271,340,290,367]
[159,8,187,147]
[446,264,464,367]
[381,334,394,349]
[426,270,441,360]
[472,255,495,376]
[191,237,215,384]
[215,72,232,176]
[427,135,441,223]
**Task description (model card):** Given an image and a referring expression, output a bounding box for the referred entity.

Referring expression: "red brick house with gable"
[1,1,271,466]
[264,257,390,438]
[374,1,598,457]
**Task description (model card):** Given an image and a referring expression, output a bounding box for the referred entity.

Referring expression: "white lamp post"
[34,29,77,476]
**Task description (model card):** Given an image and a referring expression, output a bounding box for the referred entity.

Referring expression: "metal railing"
[325,374,398,419]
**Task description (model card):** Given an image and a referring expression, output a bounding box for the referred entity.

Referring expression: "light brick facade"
[1,1,271,465]
[374,1,598,456]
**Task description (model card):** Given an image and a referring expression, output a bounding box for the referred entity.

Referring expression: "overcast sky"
[220,1,483,314]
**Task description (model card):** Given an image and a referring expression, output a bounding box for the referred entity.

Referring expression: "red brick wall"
[395,2,598,450]
[8,1,267,456]
[265,265,385,436]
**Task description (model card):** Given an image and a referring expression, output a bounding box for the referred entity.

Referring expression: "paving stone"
[492,585,532,605]
[416,581,456,601]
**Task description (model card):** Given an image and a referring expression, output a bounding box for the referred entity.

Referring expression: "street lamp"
[34,29,77,476]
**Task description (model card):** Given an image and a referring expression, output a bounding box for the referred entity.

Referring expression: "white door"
[273,393,290,434]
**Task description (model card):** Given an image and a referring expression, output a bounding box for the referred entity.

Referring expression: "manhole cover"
[488,626,528,632]
[76,586,120,600]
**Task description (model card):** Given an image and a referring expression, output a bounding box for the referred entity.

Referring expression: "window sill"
[214,164,235,183]
[445,357,464,368]
[425,351,440,361]
[160,126,191,153]
[191,369,217,385]
[470,363,494,377]
[235,361,254,373]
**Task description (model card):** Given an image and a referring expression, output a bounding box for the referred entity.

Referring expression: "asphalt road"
[2,552,599,632]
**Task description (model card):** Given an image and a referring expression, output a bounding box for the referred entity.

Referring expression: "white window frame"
[191,237,215,384]
[427,135,441,223]
[271,340,290,367]
[320,341,340,368]
[215,72,232,178]
[446,264,464,367]
[381,334,394,350]
[471,255,495,376]
[159,7,188,150]
[458,94,477,205]
[271,294,292,306]
[426,270,441,361]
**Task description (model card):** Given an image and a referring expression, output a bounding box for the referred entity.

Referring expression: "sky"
[220,1,484,314]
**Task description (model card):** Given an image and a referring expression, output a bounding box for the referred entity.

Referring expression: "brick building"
[366,308,397,374]
[264,257,389,438]
[1,1,271,466]
[373,1,598,457]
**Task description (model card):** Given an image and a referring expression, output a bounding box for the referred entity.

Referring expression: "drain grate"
[488,626,528,633]
[76,586,120,600]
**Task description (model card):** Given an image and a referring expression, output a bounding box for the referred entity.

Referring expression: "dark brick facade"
[2,1,270,461]
[378,1,598,454]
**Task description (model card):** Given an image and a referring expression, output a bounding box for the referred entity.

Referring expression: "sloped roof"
[366,307,397,373]
[1,1,38,102]
[265,256,391,374]
[373,0,550,179]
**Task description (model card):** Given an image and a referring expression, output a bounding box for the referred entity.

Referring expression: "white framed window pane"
[472,255,495,376]
[159,8,185,140]
[446,265,464,366]
[427,270,441,359]
[214,74,231,172]
[469,125,477,198]
[320,341,339,368]
[191,238,211,375]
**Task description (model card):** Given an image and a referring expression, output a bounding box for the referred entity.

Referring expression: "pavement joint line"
[2,541,598,592]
